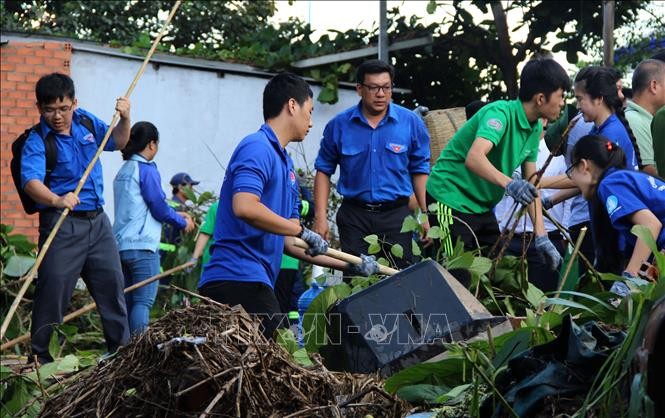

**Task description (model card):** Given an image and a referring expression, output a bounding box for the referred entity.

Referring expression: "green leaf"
[292,348,314,367]
[317,86,337,104]
[550,290,615,311]
[544,297,598,316]
[2,378,31,414]
[400,215,419,233]
[368,243,381,255]
[524,283,546,310]
[276,328,298,354]
[391,243,404,259]
[417,213,429,224]
[434,383,472,403]
[384,358,467,393]
[302,287,339,353]
[427,226,442,239]
[2,255,35,277]
[377,257,390,266]
[363,234,379,245]
[412,240,422,257]
[1,365,13,380]
[426,0,438,14]
[48,331,60,360]
[396,383,449,404]
[469,256,492,276]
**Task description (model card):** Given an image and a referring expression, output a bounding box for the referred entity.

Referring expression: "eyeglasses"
[42,104,73,116]
[361,84,393,94]
[565,160,580,179]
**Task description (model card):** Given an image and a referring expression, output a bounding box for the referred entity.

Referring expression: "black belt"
[43,207,103,219]
[345,197,410,213]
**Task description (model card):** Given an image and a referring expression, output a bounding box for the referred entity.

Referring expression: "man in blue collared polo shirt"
[198,73,379,338]
[313,60,431,269]
[21,73,131,364]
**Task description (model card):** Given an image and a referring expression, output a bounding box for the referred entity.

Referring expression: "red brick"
[4,55,25,64]
[7,108,27,116]
[44,42,63,50]
[16,99,34,109]
[1,62,16,72]
[51,51,71,60]
[44,58,65,67]
[6,72,25,82]
[14,64,34,73]
[24,56,45,65]
[17,83,33,92]
[1,98,16,108]
[16,48,36,56]
[25,73,40,83]
[17,116,39,125]
[1,80,17,91]
[34,49,53,57]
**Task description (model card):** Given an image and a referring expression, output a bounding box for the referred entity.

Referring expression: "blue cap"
[170,172,200,186]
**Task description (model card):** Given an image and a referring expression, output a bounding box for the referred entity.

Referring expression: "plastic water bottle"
[287,311,300,341]
[297,280,325,347]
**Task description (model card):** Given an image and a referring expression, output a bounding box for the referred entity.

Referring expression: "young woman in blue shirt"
[568,134,664,277]
[113,122,194,335]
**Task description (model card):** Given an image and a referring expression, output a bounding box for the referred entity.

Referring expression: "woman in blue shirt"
[574,66,642,171]
[568,134,664,277]
[113,122,194,335]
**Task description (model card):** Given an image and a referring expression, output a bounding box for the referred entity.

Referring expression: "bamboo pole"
[0,0,183,341]
[292,237,400,276]
[1,260,193,352]
[553,226,587,300]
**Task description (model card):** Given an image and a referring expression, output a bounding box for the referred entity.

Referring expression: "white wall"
[70,50,359,221]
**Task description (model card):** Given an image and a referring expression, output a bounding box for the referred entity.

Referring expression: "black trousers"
[506,231,565,292]
[199,280,285,338]
[274,269,298,313]
[336,199,414,269]
[32,211,129,364]
[426,193,500,257]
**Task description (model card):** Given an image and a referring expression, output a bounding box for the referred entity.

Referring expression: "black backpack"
[10,116,95,214]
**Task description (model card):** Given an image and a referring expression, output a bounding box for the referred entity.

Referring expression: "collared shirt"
[597,168,665,252]
[314,102,430,203]
[199,124,300,289]
[495,141,570,232]
[589,113,638,170]
[113,154,186,252]
[564,114,594,228]
[625,100,655,166]
[427,99,541,214]
[21,108,115,211]
[198,200,219,268]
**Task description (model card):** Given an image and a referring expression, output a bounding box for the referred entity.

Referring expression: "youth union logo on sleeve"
[605,195,620,216]
[389,143,404,153]
[487,118,503,131]
[289,170,296,185]
[84,133,95,143]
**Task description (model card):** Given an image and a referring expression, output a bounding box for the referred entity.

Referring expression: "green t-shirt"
[652,105,665,175]
[280,254,299,270]
[427,99,541,214]
[199,200,219,268]
[625,100,655,167]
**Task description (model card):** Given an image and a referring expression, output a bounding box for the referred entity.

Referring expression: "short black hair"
[631,59,665,94]
[35,73,75,105]
[356,59,395,84]
[518,57,571,102]
[262,72,313,121]
[465,100,487,120]
[122,121,159,160]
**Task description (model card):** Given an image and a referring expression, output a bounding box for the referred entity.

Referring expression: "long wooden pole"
[292,237,400,276]
[1,261,194,352]
[603,1,615,67]
[0,0,183,341]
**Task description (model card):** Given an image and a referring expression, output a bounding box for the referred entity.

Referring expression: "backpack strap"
[78,114,96,140]
[31,123,59,189]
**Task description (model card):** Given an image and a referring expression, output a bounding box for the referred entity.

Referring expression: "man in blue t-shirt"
[21,73,130,364]
[198,73,380,338]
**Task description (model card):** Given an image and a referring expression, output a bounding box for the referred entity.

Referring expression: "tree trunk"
[491,1,519,98]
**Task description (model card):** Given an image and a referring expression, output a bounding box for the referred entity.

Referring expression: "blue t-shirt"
[590,114,638,171]
[564,114,594,227]
[21,108,116,211]
[199,124,300,289]
[597,169,665,253]
[314,102,430,203]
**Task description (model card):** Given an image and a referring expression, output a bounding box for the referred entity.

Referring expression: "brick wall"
[1,40,72,242]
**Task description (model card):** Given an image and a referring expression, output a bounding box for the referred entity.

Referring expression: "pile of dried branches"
[40,299,407,417]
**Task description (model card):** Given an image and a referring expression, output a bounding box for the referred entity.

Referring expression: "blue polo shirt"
[314,102,430,203]
[21,108,116,211]
[597,168,665,253]
[198,124,300,289]
[590,114,638,171]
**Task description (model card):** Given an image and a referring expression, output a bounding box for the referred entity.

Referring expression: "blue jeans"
[120,249,160,335]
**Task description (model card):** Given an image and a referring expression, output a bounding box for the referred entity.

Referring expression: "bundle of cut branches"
[40,300,407,417]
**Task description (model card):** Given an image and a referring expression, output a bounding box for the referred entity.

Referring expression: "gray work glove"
[414,105,430,118]
[300,227,329,256]
[534,235,563,271]
[541,195,554,210]
[609,281,631,298]
[346,254,380,277]
[184,257,199,274]
[505,179,538,206]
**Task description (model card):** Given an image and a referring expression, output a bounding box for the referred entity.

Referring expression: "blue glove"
[534,235,563,271]
[300,227,329,256]
[506,179,538,206]
[541,195,554,210]
[347,254,381,277]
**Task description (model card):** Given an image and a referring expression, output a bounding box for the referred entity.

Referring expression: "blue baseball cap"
[170,172,200,186]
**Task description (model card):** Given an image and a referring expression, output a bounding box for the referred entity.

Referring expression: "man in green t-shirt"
[426,57,571,271]
[190,200,219,270]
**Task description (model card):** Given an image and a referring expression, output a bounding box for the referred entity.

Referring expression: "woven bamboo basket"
[424,107,467,166]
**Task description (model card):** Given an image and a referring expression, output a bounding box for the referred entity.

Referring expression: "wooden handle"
[293,237,400,276]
